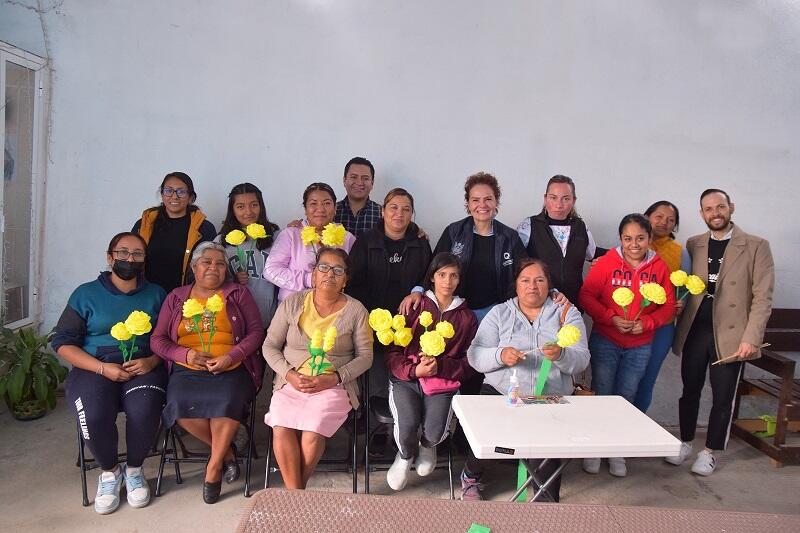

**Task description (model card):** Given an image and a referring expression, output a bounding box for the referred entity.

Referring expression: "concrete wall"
[1,1,798,330]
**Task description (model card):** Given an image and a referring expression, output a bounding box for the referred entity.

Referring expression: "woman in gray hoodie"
[459,258,590,501]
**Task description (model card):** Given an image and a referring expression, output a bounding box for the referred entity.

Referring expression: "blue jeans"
[589,332,651,407]
[633,323,675,412]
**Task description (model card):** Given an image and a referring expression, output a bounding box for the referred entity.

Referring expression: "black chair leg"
[155,426,171,497]
[244,398,256,497]
[264,425,273,489]
[78,427,89,507]
[171,430,183,484]
[352,410,358,494]
[448,440,454,500]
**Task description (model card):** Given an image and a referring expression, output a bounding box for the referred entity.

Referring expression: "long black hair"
[219,182,279,250]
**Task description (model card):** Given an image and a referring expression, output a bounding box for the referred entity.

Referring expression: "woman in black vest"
[347,188,432,400]
[516,175,602,309]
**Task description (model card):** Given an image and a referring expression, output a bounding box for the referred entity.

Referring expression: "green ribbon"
[534,358,552,396]
[515,460,528,502]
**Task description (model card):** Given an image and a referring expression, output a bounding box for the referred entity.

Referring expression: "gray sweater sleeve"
[466,307,506,373]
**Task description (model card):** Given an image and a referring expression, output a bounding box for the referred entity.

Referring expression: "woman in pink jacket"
[263,183,355,302]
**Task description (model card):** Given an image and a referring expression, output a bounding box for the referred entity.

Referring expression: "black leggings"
[66,365,167,470]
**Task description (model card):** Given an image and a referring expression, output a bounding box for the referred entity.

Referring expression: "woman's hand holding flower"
[611,316,634,334]
[186,348,212,367]
[122,355,160,376]
[104,363,133,382]
[500,347,526,367]
[236,271,249,285]
[540,344,562,361]
[206,354,233,374]
[630,320,644,335]
[415,356,437,378]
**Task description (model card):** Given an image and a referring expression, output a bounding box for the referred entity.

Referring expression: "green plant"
[0,326,68,419]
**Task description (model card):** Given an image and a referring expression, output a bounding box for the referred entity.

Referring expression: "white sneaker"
[415,444,437,477]
[124,464,151,508]
[386,452,413,491]
[691,449,716,476]
[94,467,124,515]
[665,442,693,466]
[582,457,601,474]
[608,457,627,477]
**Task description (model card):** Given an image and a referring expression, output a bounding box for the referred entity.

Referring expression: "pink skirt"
[264,383,351,438]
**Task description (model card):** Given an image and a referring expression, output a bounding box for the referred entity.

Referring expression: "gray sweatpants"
[388,378,456,460]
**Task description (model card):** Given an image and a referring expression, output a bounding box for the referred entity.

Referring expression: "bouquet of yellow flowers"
[182,294,224,352]
[306,326,337,376]
[109,310,153,363]
[416,311,455,357]
[301,222,347,251]
[226,223,269,271]
[671,270,706,301]
[368,308,413,348]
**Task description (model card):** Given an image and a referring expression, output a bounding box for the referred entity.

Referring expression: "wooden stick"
[712,343,771,365]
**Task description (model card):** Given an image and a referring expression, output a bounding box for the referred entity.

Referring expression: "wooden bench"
[731,309,800,466]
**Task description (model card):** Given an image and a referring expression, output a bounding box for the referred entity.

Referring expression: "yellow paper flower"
[323,326,337,352]
[419,311,433,328]
[320,223,346,247]
[640,282,667,304]
[368,308,393,332]
[612,287,634,307]
[556,325,581,348]
[309,328,323,350]
[225,229,246,246]
[685,275,706,295]
[124,310,152,336]
[182,298,205,318]
[670,270,688,287]
[110,322,132,341]
[376,329,395,346]
[300,225,320,246]
[392,314,406,331]
[205,293,224,313]
[245,223,267,240]
[419,330,445,357]
[393,327,413,347]
[435,321,455,339]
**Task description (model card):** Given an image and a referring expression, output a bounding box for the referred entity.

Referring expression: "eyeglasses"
[161,187,189,198]
[111,249,145,261]
[316,263,346,277]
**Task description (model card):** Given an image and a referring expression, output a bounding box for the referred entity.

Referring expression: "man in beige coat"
[667,189,774,476]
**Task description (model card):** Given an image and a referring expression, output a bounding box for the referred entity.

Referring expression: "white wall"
[1,0,798,328]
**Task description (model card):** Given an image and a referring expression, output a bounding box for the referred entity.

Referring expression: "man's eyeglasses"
[111,249,145,261]
[161,187,189,198]
[316,263,346,277]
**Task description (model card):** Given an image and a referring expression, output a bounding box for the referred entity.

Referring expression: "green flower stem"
[118,341,130,364]
[207,313,217,347]
[192,315,206,353]
[632,300,651,322]
[623,305,629,319]
[236,245,246,270]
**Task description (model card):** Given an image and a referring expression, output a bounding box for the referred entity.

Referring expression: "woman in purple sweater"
[151,242,265,504]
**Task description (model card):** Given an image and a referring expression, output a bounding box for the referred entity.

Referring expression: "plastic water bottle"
[507,369,521,406]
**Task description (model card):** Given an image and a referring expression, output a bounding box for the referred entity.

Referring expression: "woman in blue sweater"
[52,232,166,515]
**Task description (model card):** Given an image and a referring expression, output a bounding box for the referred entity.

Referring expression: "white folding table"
[452,395,682,502]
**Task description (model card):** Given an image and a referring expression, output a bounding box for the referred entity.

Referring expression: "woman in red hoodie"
[578,213,675,477]
[384,252,479,491]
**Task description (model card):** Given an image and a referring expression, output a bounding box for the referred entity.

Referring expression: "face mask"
[112,260,144,281]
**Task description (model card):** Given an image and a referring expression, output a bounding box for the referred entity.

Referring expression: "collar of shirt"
[710,224,734,241]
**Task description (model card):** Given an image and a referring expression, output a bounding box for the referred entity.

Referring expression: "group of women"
[54,168,686,513]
